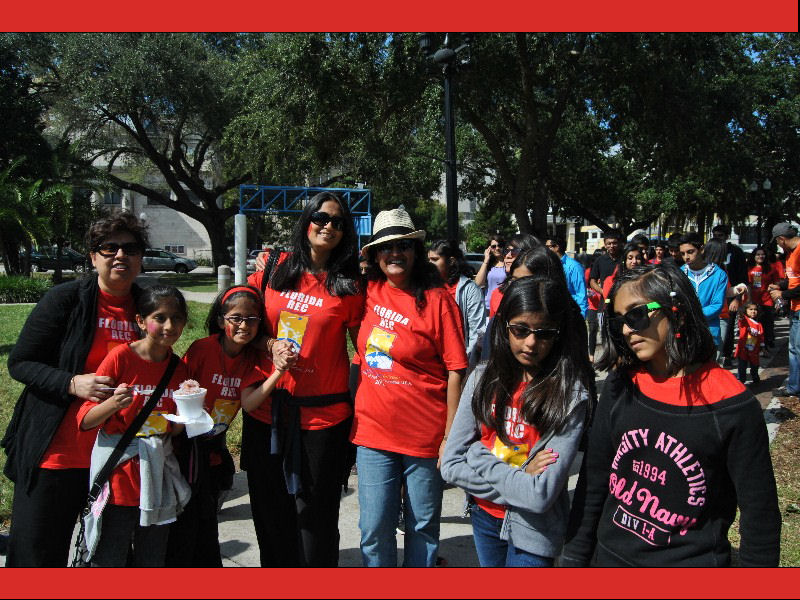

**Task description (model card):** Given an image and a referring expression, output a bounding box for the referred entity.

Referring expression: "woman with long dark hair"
[428,239,485,367]
[351,207,467,567]
[442,276,593,567]
[244,191,364,567]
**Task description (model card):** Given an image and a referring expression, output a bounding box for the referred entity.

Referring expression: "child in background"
[79,285,191,567]
[735,303,764,385]
[166,284,273,567]
[561,265,780,567]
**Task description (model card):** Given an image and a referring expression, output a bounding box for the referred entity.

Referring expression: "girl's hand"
[272,339,298,371]
[70,373,117,403]
[483,246,493,263]
[524,448,558,476]
[109,385,134,411]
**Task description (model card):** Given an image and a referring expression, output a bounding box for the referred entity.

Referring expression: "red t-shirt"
[350,280,468,458]
[248,268,365,429]
[182,334,266,429]
[489,287,503,318]
[749,265,781,307]
[585,267,602,311]
[787,245,800,313]
[40,289,137,469]
[734,316,764,366]
[630,361,746,407]
[474,381,541,519]
[77,343,189,506]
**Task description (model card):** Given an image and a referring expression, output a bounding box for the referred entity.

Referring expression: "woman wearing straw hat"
[351,206,468,567]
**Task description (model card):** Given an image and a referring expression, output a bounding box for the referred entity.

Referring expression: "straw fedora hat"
[361,206,426,253]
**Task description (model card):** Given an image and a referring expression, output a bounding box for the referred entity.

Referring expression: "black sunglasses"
[376,239,414,254]
[94,242,142,257]
[610,302,663,333]
[507,322,560,341]
[223,315,262,325]
[310,211,345,231]
[504,246,522,257]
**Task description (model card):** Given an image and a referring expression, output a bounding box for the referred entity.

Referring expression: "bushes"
[0,275,52,303]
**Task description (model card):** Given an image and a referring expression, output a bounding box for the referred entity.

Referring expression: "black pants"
[5,467,89,567]
[241,412,350,567]
[738,358,760,383]
[586,309,599,357]
[761,305,776,347]
[165,435,233,567]
[91,505,169,567]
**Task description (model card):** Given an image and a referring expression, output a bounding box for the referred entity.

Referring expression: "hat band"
[368,226,416,244]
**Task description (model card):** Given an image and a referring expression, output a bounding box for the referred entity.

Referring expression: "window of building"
[165,245,185,254]
[102,190,122,205]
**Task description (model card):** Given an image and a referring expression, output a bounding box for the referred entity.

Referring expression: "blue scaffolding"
[238,185,373,245]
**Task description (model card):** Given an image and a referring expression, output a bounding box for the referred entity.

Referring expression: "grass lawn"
[0,299,219,525]
[156,273,220,293]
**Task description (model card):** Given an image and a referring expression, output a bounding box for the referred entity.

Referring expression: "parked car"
[141,249,197,273]
[20,246,88,272]
[464,253,485,276]
[246,249,263,272]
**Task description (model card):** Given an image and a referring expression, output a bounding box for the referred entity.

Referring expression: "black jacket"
[1,275,141,492]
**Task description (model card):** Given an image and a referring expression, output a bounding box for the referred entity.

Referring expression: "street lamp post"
[750,178,772,246]
[419,33,471,243]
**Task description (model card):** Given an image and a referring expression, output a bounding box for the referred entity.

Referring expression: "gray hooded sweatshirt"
[440,364,588,558]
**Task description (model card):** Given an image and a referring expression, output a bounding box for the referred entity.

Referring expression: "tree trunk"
[200,216,232,269]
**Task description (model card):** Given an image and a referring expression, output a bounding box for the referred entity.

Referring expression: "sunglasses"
[507,322,560,341]
[504,246,522,257]
[93,242,142,257]
[223,315,262,325]
[376,239,414,254]
[310,211,345,231]
[610,301,663,333]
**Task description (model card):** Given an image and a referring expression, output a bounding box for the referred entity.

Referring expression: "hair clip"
[675,332,681,338]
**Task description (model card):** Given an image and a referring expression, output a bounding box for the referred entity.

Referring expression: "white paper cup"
[172,389,207,420]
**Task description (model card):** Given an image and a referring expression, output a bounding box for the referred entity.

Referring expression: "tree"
[29,33,258,267]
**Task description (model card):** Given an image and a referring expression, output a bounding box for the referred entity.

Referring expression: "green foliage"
[464,201,516,252]
[0,275,52,303]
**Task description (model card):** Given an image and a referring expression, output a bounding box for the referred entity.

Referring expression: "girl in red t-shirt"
[441,276,593,567]
[735,303,764,384]
[748,246,781,350]
[166,284,276,567]
[79,285,191,567]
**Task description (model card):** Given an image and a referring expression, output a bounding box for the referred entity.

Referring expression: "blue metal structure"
[238,185,373,245]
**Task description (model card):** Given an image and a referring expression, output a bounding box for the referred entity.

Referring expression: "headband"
[221,286,260,305]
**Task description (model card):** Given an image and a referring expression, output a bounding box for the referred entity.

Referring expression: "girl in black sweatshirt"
[561,264,780,567]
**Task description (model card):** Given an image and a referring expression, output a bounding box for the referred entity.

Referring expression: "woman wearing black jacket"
[1,212,148,566]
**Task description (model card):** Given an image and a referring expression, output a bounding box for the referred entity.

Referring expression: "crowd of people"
[1,198,787,568]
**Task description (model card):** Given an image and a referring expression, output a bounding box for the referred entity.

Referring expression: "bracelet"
[69,376,75,395]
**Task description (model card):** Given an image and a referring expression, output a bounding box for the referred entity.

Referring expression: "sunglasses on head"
[376,239,414,254]
[310,211,345,231]
[94,242,142,257]
[504,246,522,257]
[610,301,663,333]
[507,322,560,341]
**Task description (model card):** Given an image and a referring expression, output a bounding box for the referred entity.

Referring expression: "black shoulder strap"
[87,353,180,503]
[261,247,281,294]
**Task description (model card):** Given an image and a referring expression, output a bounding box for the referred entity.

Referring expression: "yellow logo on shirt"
[277,311,310,353]
[365,327,396,370]
[137,412,169,437]
[211,398,239,426]
[492,437,529,468]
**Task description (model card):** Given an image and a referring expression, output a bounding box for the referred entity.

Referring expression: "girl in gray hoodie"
[441,276,593,566]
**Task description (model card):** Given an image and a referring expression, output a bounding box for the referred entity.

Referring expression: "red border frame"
[2,0,798,32]
[1,566,799,597]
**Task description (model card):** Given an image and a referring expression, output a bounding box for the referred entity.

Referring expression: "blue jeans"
[356,446,443,567]
[787,311,800,394]
[470,503,553,567]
